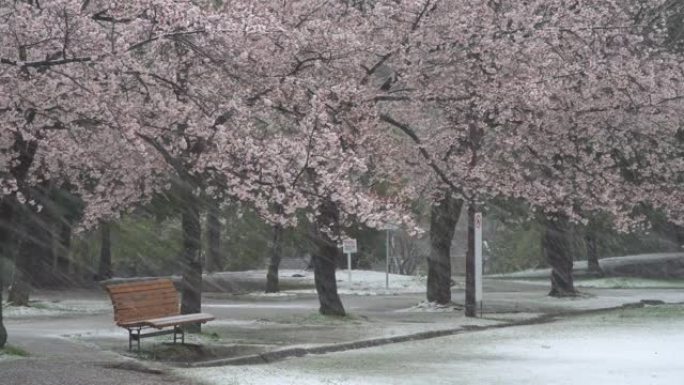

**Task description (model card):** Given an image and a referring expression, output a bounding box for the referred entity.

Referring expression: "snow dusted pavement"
[3,272,684,385]
[180,305,684,385]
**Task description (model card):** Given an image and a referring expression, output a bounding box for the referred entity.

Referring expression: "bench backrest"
[105,279,180,326]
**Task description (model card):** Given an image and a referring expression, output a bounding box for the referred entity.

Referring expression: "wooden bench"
[104,279,215,351]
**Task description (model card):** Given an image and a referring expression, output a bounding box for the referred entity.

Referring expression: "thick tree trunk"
[181,192,203,332]
[265,225,283,293]
[311,199,345,316]
[97,221,112,281]
[465,205,477,317]
[0,279,6,348]
[585,231,603,276]
[8,255,31,306]
[206,203,222,273]
[55,221,72,277]
[8,208,39,306]
[544,215,577,297]
[427,193,463,305]
[17,199,55,288]
[0,200,12,348]
[4,131,38,339]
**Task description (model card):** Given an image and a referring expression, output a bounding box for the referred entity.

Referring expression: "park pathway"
[1,315,200,385]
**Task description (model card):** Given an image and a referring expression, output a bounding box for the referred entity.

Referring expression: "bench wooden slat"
[111,293,179,309]
[106,280,176,294]
[109,288,178,299]
[145,313,215,329]
[114,308,179,325]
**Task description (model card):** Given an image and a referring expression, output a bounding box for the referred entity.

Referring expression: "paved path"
[2,279,684,385]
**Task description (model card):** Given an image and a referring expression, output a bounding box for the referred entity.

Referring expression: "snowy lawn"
[235,269,428,296]
[574,277,684,289]
[2,299,111,319]
[0,345,29,362]
[179,305,684,385]
[499,277,684,290]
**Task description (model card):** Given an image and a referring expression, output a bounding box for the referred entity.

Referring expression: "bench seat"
[104,279,214,351]
[142,313,215,329]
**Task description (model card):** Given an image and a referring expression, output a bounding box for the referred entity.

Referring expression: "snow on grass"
[283,270,428,296]
[399,301,463,313]
[216,269,428,296]
[2,299,111,319]
[178,305,684,385]
[0,345,29,362]
[575,277,684,289]
[208,269,312,281]
[245,292,298,298]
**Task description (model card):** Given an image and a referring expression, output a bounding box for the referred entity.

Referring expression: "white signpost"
[380,224,398,289]
[342,238,357,284]
[474,212,483,311]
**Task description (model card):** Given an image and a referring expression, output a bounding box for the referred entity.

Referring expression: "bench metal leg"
[128,328,142,352]
[173,326,185,345]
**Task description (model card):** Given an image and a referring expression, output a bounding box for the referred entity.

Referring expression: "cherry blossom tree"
[1,0,417,323]
[368,0,684,298]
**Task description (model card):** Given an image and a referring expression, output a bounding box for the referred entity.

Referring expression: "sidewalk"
[2,278,684,384]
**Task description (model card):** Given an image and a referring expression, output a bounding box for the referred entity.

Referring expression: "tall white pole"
[385,229,390,289]
[347,252,352,285]
[474,212,483,306]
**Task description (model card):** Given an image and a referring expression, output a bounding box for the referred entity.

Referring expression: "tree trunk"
[465,205,476,317]
[55,221,72,277]
[206,203,222,273]
[0,277,6,348]
[17,198,54,288]
[8,208,39,306]
[180,191,203,332]
[0,200,12,348]
[8,256,31,306]
[585,231,603,276]
[544,214,576,297]
[427,193,463,305]
[311,199,345,316]
[97,221,112,281]
[266,225,283,293]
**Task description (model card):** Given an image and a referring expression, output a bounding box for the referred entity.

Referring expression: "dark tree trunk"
[585,231,603,276]
[311,199,345,316]
[265,225,283,293]
[181,191,203,332]
[17,196,55,288]
[465,205,476,317]
[8,206,42,305]
[0,276,6,348]
[55,221,72,277]
[4,127,38,340]
[206,203,222,273]
[427,193,463,305]
[544,214,577,297]
[97,221,112,281]
[8,243,32,307]
[0,200,12,348]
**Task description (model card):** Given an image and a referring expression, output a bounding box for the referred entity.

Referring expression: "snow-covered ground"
[179,305,684,385]
[241,269,428,296]
[575,277,684,289]
[2,299,111,319]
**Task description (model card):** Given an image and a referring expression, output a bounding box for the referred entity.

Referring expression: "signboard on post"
[474,212,483,304]
[342,239,357,254]
[342,238,357,285]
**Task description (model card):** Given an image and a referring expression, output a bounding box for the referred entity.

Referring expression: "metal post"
[385,229,390,289]
[347,252,352,285]
[474,212,483,313]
